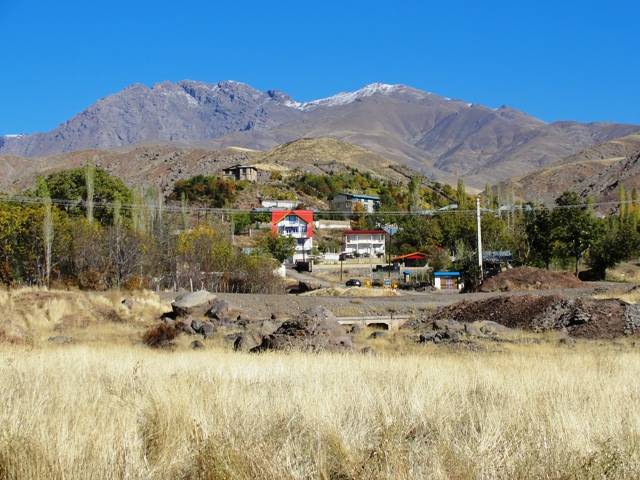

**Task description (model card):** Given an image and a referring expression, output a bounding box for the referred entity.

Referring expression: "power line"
[0,194,635,217]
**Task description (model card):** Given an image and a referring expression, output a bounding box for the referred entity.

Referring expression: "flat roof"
[343,229,386,235]
[433,271,461,277]
[337,192,380,200]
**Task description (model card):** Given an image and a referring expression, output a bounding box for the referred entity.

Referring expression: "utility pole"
[476,195,483,282]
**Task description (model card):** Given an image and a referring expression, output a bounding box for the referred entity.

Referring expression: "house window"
[287,215,298,223]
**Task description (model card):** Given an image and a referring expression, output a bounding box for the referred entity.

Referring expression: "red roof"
[271,210,314,237]
[391,251,428,262]
[343,229,386,235]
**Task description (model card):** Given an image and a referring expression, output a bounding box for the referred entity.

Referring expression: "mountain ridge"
[1,80,638,185]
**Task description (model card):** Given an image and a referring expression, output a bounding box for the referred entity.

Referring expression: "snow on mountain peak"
[300,83,406,110]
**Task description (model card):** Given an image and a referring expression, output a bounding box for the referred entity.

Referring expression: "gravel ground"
[158,282,629,319]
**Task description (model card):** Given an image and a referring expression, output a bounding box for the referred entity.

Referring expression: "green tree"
[257,233,296,263]
[171,175,238,207]
[36,167,131,224]
[456,178,467,209]
[525,207,554,269]
[551,192,597,276]
[588,218,639,279]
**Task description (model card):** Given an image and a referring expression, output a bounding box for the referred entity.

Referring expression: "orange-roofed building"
[271,210,314,262]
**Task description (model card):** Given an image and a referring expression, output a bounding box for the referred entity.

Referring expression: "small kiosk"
[433,271,462,290]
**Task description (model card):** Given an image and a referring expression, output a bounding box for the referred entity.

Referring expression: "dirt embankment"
[480,267,583,292]
[409,295,636,339]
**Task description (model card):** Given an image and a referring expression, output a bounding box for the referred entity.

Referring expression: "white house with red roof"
[271,210,314,262]
[342,229,386,257]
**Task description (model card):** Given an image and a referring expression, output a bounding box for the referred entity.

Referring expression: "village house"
[331,192,380,213]
[223,164,258,182]
[342,229,386,257]
[260,199,298,210]
[271,210,314,262]
[391,251,428,268]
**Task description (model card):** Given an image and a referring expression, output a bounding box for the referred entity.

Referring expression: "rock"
[233,332,263,352]
[478,321,511,336]
[47,335,74,344]
[200,321,216,339]
[464,322,484,337]
[257,320,278,336]
[171,290,216,317]
[251,306,352,352]
[432,318,465,333]
[418,330,461,344]
[624,304,640,335]
[121,298,135,309]
[191,319,203,333]
[206,299,242,322]
[190,340,204,350]
[163,318,176,328]
[224,333,240,344]
[350,325,362,334]
[176,319,196,335]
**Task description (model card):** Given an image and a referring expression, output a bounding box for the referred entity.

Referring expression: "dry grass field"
[1,344,640,479]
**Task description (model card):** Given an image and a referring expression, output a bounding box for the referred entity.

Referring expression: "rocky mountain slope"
[0,138,411,194]
[497,134,640,204]
[2,81,638,185]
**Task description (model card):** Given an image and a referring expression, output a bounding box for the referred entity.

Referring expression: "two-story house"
[271,210,314,262]
[331,192,380,214]
[342,229,386,257]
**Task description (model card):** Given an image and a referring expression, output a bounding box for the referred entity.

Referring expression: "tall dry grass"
[0,344,639,479]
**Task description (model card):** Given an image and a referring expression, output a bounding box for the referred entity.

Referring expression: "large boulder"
[233,332,263,352]
[206,299,242,323]
[171,290,216,317]
[251,306,352,352]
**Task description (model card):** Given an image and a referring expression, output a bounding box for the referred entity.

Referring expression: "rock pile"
[251,306,352,352]
[409,295,631,340]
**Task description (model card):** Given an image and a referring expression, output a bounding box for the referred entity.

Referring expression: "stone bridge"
[336,315,410,331]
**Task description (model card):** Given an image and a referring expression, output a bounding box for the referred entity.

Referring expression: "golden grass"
[1,344,640,479]
[0,287,168,346]
[606,262,640,284]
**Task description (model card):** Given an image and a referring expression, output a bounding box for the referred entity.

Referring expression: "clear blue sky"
[1,0,639,134]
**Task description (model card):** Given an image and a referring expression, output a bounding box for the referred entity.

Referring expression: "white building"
[342,229,386,257]
[271,210,314,262]
[331,192,381,214]
[261,199,298,210]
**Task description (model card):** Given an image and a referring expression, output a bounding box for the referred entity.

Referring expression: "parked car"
[371,279,384,288]
[345,279,362,287]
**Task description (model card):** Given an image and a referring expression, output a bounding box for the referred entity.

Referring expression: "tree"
[257,233,296,263]
[407,176,421,212]
[456,178,467,209]
[391,216,442,255]
[232,213,253,235]
[37,167,131,224]
[171,175,237,207]
[85,164,95,224]
[525,207,554,269]
[350,202,368,230]
[551,192,597,276]
[588,218,639,279]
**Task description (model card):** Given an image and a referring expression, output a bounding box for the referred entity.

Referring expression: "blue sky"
[1,0,639,134]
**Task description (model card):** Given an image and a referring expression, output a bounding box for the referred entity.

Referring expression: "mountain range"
[2,80,639,186]
[497,134,640,206]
